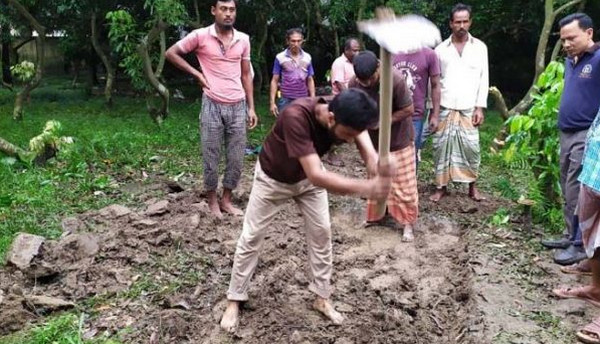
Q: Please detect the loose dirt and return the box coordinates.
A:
[0,146,593,343]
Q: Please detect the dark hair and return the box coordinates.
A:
[450,3,472,21]
[344,38,359,51]
[286,28,304,39]
[213,0,236,6]
[559,13,594,30]
[352,50,378,80]
[329,88,378,131]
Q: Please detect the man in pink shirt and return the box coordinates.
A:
[324,38,361,166]
[165,0,257,218]
[331,38,360,95]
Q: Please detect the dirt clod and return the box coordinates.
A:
[7,233,45,270]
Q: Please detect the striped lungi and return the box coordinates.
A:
[579,185,600,258]
[366,144,418,225]
[432,108,480,187]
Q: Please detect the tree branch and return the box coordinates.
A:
[553,0,583,17]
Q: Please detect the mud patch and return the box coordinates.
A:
[1,146,485,343]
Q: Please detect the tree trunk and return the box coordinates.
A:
[253,5,271,93]
[137,19,169,124]
[1,26,12,85]
[0,136,27,157]
[505,0,583,118]
[91,11,115,107]
[8,0,45,121]
[488,87,509,120]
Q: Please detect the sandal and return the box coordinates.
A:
[561,261,592,276]
[577,317,600,344]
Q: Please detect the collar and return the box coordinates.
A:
[445,33,475,46]
[586,42,600,54]
[208,24,243,43]
[569,42,600,63]
[285,48,305,58]
[340,53,351,63]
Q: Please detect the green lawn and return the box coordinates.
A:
[0,79,273,259]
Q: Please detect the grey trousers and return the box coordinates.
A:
[559,129,588,237]
[200,94,247,191]
[227,162,333,301]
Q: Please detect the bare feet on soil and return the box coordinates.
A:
[552,285,600,307]
[220,301,240,333]
[402,224,414,242]
[220,202,244,216]
[313,297,344,325]
[468,183,486,202]
[221,189,244,216]
[429,187,447,202]
[207,191,224,219]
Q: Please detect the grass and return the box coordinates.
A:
[0,77,563,342]
[0,78,273,259]
[0,313,123,344]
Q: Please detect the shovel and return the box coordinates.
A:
[357,8,441,218]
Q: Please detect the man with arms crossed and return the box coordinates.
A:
[165,0,257,218]
[220,89,395,331]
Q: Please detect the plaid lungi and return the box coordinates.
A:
[579,185,600,258]
[366,144,418,225]
[432,108,480,187]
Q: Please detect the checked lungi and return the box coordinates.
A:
[432,108,480,187]
[200,94,247,192]
[580,185,600,258]
[366,144,418,225]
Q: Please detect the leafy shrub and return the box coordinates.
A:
[501,61,564,232]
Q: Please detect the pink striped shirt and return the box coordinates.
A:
[177,24,251,104]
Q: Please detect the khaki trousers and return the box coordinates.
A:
[227,162,333,301]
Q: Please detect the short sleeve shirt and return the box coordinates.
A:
[331,54,355,95]
[259,97,334,184]
[177,24,251,104]
[349,71,414,151]
[273,49,314,100]
[392,48,440,120]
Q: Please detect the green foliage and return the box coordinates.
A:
[501,61,565,232]
[0,313,121,344]
[106,0,186,92]
[0,79,272,259]
[489,208,511,227]
[28,120,73,156]
[10,61,36,83]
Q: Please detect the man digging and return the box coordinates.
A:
[220,88,396,331]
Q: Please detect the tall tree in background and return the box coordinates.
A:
[107,0,187,124]
[8,0,45,121]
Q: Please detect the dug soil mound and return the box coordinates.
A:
[0,150,501,343]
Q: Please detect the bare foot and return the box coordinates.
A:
[220,301,240,332]
[220,201,244,216]
[553,285,600,307]
[429,188,446,202]
[313,297,344,325]
[468,184,486,202]
[207,191,223,219]
[221,188,244,216]
[402,224,414,242]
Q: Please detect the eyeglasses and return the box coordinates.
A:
[219,42,226,56]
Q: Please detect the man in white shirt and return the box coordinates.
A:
[430,3,488,203]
